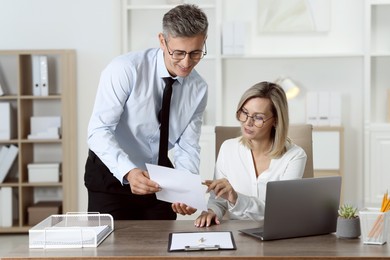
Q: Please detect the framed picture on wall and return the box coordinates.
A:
[257,0,330,33]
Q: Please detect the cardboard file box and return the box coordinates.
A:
[28,163,60,182]
[28,201,62,226]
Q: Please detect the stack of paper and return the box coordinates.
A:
[146,164,208,212]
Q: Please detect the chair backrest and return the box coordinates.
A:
[214,124,313,178]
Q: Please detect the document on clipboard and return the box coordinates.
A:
[168,231,236,252]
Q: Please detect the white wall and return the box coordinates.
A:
[0,0,365,211]
[0,0,122,211]
[222,0,363,55]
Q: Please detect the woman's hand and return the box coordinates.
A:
[172,203,197,215]
[203,178,238,205]
[194,209,220,227]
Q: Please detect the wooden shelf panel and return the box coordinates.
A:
[0,49,77,233]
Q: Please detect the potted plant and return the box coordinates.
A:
[336,204,361,239]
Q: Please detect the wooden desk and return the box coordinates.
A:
[3,220,390,259]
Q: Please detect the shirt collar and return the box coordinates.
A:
[157,49,184,84]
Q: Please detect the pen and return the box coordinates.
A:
[184,245,220,251]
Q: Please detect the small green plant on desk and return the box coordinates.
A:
[338,204,358,219]
[336,204,361,239]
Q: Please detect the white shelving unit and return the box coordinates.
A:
[363,0,390,207]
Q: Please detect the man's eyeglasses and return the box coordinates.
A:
[165,39,207,61]
[237,109,274,128]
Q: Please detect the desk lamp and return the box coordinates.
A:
[275,77,300,100]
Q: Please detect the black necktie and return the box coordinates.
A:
[158,77,175,168]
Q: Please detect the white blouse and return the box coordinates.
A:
[207,137,307,224]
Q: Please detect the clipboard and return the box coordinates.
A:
[168,231,236,252]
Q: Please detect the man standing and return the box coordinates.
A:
[85,4,208,220]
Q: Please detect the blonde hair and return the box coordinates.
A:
[236,81,290,158]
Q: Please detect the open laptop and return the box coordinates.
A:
[239,176,341,241]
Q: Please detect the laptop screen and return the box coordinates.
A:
[240,176,341,241]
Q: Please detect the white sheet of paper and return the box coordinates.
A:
[146,163,208,212]
[170,232,235,250]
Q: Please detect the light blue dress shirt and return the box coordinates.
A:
[87,48,208,184]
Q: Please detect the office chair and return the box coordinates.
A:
[215,124,313,178]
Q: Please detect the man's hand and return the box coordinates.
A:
[126,168,161,195]
[172,203,197,215]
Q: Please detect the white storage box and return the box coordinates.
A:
[28,163,60,182]
[28,116,61,140]
[29,213,114,248]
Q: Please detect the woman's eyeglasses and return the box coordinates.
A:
[237,109,273,128]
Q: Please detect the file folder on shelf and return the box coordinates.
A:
[0,144,18,183]
[31,55,49,96]
[0,102,11,140]
[32,55,41,96]
[40,55,49,96]
[0,187,17,227]
[29,212,114,249]
[0,81,4,96]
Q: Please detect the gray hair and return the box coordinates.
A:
[163,4,208,39]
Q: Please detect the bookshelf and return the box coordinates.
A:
[363,0,390,206]
[0,49,77,233]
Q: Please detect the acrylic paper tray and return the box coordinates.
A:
[29,212,114,249]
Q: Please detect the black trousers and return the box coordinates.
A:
[84,150,176,220]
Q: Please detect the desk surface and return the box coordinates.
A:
[3,220,390,259]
